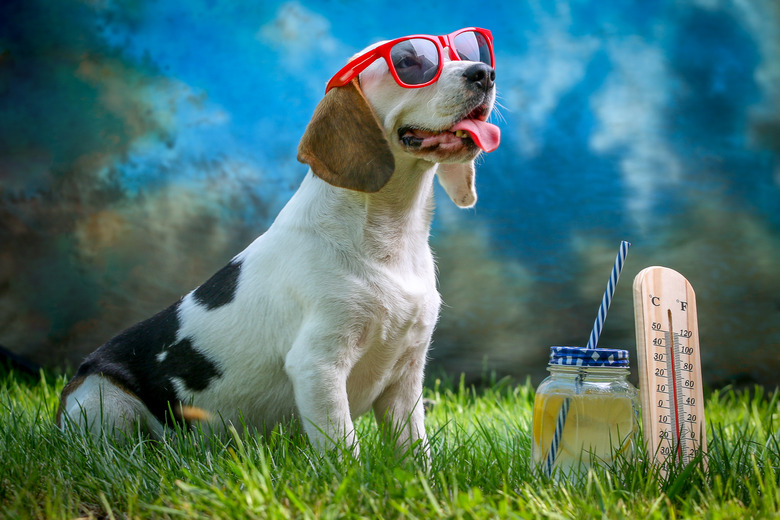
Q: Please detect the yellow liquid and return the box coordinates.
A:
[532,393,635,471]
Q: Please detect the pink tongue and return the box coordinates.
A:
[451,119,501,152]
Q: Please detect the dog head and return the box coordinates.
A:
[297,32,500,208]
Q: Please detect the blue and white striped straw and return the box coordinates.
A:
[586,240,631,350]
[545,397,570,476]
[544,240,631,477]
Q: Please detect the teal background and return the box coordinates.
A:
[1,0,779,386]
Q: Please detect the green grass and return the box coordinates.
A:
[2,368,779,519]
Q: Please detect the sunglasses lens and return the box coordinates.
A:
[453,31,492,66]
[390,38,440,85]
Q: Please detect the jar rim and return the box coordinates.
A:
[548,346,629,367]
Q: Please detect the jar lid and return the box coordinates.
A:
[548,346,629,367]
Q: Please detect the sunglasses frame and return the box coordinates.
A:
[325,27,494,93]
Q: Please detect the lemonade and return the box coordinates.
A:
[531,347,639,476]
[531,392,635,472]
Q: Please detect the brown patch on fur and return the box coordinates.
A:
[297,79,394,193]
[177,404,212,422]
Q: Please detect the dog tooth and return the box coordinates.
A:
[455,130,468,138]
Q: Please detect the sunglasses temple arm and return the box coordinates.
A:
[326,51,382,91]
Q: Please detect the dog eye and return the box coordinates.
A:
[395,55,421,69]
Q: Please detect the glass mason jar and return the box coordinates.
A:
[531,346,639,477]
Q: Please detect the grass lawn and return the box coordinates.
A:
[1,367,779,519]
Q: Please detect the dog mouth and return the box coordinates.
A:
[398,105,501,154]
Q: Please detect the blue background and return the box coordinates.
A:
[1,0,779,386]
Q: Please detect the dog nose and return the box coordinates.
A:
[463,63,495,92]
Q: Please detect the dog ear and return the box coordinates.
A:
[297,79,394,193]
[436,161,477,208]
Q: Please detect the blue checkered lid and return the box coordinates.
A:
[549,346,629,367]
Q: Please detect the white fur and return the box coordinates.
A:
[61,374,165,440]
[60,38,496,461]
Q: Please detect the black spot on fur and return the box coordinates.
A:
[158,338,221,392]
[193,259,242,310]
[72,301,222,426]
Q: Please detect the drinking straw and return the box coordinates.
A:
[544,395,570,476]
[587,240,631,350]
[544,240,631,477]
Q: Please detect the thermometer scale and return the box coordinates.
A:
[633,266,707,470]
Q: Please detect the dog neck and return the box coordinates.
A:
[365,155,436,219]
[360,158,437,262]
[277,162,437,265]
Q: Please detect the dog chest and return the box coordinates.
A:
[342,269,439,416]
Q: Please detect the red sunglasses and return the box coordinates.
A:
[325,27,494,93]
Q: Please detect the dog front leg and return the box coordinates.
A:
[284,345,359,457]
[372,361,430,466]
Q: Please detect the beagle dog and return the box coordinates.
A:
[57,28,500,460]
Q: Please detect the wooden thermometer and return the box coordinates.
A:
[633,266,707,470]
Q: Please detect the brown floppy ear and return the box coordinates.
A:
[297,79,394,192]
[437,161,477,208]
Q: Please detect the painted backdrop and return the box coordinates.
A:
[1,0,779,386]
